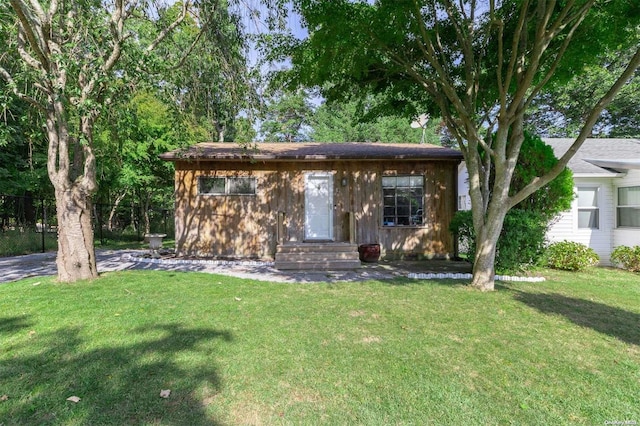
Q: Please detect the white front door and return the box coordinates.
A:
[304,172,334,240]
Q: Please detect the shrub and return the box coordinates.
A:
[509,131,574,221]
[611,245,640,272]
[545,241,599,271]
[449,210,475,260]
[450,209,548,273]
[496,210,549,272]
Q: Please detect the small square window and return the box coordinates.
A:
[228,177,256,194]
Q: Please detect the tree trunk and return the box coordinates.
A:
[54,187,98,282]
[107,191,127,231]
[470,204,509,291]
[46,105,99,282]
[471,231,499,291]
[143,192,151,235]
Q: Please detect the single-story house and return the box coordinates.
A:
[544,138,640,264]
[457,138,640,265]
[160,142,463,269]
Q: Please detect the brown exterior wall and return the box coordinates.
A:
[173,159,459,259]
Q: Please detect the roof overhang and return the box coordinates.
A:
[160,142,464,162]
[573,172,626,179]
[584,158,640,171]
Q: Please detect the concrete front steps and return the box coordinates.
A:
[275,242,361,270]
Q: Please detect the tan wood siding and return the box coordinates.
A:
[173,159,459,259]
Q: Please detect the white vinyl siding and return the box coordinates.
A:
[547,180,614,265]
[458,156,640,266]
[457,163,472,210]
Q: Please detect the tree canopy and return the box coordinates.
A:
[310,98,442,144]
[260,89,314,142]
[527,48,640,137]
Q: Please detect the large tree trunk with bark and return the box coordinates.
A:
[470,207,509,291]
[54,187,98,282]
[47,109,99,282]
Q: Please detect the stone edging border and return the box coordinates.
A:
[123,254,544,282]
[407,272,545,282]
[122,253,276,267]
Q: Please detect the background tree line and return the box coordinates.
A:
[4,36,638,211]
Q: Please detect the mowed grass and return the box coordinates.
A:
[1,268,638,425]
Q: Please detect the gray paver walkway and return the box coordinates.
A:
[0,250,472,284]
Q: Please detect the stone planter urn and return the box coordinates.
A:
[358,243,381,263]
[145,233,166,258]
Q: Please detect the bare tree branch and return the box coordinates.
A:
[502,0,530,104]
[508,45,640,209]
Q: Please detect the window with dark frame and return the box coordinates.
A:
[382,175,424,226]
[198,176,256,195]
[617,186,640,228]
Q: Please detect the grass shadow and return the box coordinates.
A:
[0,315,32,334]
[0,324,232,424]
[513,291,640,346]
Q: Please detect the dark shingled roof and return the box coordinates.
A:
[160,142,464,162]
[543,138,640,176]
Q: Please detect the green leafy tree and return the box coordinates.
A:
[0,0,251,282]
[276,0,640,290]
[160,0,256,143]
[509,133,574,220]
[0,7,49,198]
[260,89,314,142]
[310,99,442,144]
[528,49,640,137]
[231,117,258,143]
[0,96,50,197]
[96,91,184,234]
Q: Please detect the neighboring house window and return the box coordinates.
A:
[458,195,469,210]
[618,186,640,227]
[382,175,424,226]
[198,176,256,195]
[577,186,599,229]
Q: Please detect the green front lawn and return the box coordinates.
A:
[1,268,638,424]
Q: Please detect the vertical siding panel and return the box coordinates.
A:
[173,158,460,259]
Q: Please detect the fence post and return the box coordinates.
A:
[137,204,141,241]
[41,198,46,253]
[163,209,168,234]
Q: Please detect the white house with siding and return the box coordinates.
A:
[458,138,640,265]
[544,138,640,265]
